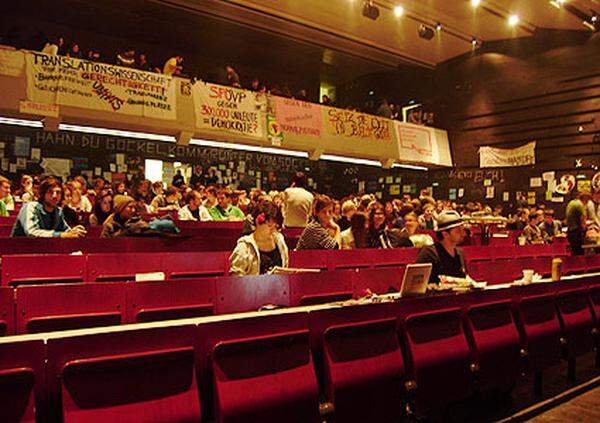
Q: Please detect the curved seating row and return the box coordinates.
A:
[1,275,599,422]
[0,243,572,286]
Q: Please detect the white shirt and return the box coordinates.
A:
[282,187,314,228]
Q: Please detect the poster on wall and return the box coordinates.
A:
[0,49,25,77]
[394,122,452,166]
[194,82,265,138]
[25,52,177,119]
[272,96,322,138]
[479,141,536,168]
[323,107,392,142]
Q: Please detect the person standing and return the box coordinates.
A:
[565,191,590,256]
[282,172,314,228]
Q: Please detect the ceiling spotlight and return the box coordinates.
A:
[508,14,520,26]
[362,1,380,20]
[436,22,443,31]
[394,5,404,17]
[471,38,479,47]
[418,24,435,40]
[592,15,598,23]
[471,0,481,7]
[578,126,584,132]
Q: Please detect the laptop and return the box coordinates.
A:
[399,263,432,298]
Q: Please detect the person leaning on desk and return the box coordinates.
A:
[416,210,468,284]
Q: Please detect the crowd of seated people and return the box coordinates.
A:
[2,168,599,272]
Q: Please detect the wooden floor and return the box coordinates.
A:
[528,385,600,422]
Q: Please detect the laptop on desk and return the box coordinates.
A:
[399,263,432,298]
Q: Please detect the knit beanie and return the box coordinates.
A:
[113,195,135,215]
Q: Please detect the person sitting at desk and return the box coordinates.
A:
[209,188,245,221]
[11,177,86,238]
[522,211,546,244]
[416,210,467,284]
[229,200,288,276]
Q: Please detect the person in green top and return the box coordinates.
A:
[0,175,11,217]
[209,188,245,221]
[565,191,591,256]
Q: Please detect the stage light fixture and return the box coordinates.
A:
[394,5,404,17]
[592,15,597,23]
[471,0,481,7]
[436,22,442,31]
[362,1,380,20]
[508,14,520,26]
[418,24,435,40]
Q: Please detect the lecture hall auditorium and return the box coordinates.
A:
[1,0,600,422]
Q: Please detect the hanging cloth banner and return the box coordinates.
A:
[0,49,25,77]
[479,141,536,168]
[395,122,453,166]
[25,52,176,119]
[193,82,266,139]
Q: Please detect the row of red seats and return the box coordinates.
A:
[2,275,599,422]
[0,244,575,286]
[0,249,421,285]
[0,268,405,335]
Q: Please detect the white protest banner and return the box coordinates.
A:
[194,82,265,138]
[0,48,24,77]
[479,141,536,168]
[395,122,453,166]
[272,96,322,138]
[26,52,176,119]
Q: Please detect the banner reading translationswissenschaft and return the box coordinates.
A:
[25,52,176,120]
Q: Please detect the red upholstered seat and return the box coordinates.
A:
[517,257,552,277]
[352,266,405,295]
[0,339,45,423]
[322,318,405,422]
[402,307,473,415]
[1,254,86,286]
[198,313,320,423]
[0,287,14,336]
[491,246,517,260]
[371,248,418,268]
[289,250,329,270]
[329,249,374,270]
[585,254,600,272]
[87,253,167,281]
[467,260,522,284]
[214,274,290,314]
[15,283,126,334]
[515,294,562,371]
[162,252,228,279]
[462,246,492,263]
[465,301,521,393]
[556,289,595,358]
[590,286,600,328]
[126,279,215,323]
[46,325,200,423]
[289,270,353,306]
[562,255,588,275]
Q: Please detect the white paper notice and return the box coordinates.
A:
[30,147,40,161]
[9,163,17,173]
[116,154,125,166]
[458,188,464,198]
[542,171,555,182]
[503,192,510,202]
[94,167,102,176]
[486,186,495,199]
[530,177,542,188]
[1,158,8,171]
[16,157,26,169]
[110,164,117,172]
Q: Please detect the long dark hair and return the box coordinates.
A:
[92,192,113,225]
[350,212,369,248]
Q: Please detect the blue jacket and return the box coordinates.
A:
[11,201,70,237]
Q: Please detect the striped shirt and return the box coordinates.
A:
[295,221,338,250]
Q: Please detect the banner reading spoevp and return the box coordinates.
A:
[479,141,536,168]
[323,107,392,142]
[194,82,265,139]
[26,52,176,119]
[395,121,452,166]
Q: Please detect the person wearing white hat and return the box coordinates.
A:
[416,210,467,284]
